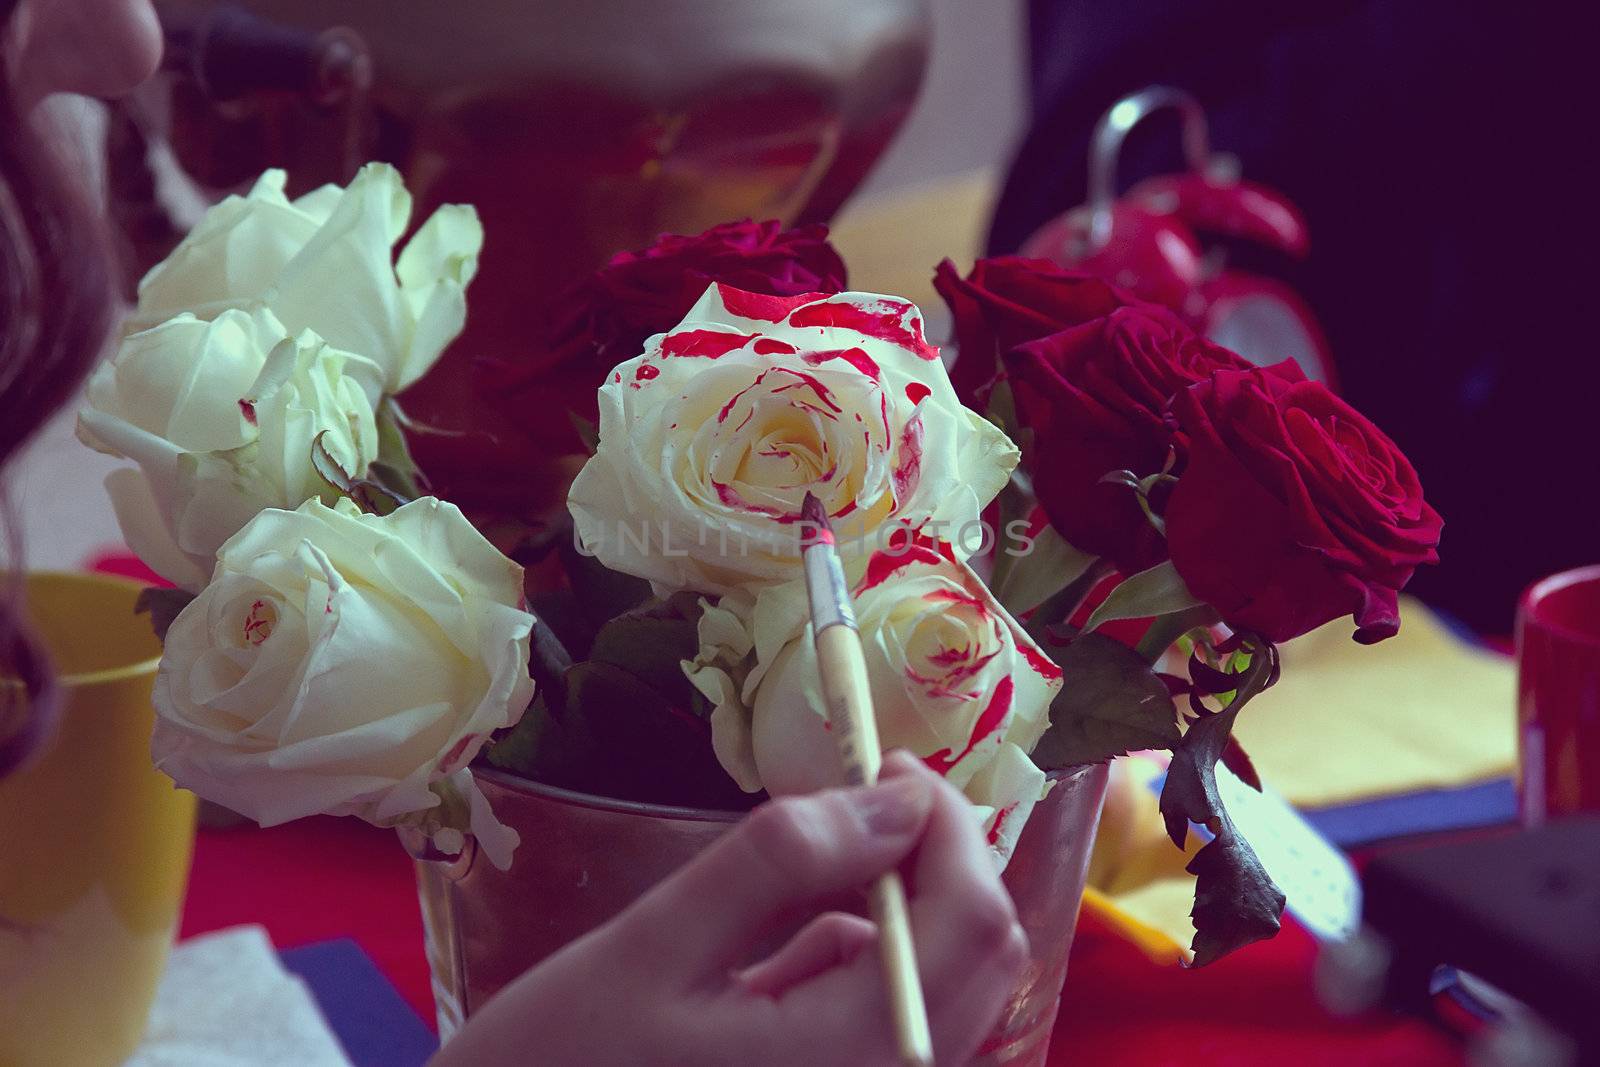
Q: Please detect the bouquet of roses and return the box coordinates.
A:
[80,163,1441,964]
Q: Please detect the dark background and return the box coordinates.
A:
[992,0,1597,634]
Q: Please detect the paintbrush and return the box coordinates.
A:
[799,492,934,1067]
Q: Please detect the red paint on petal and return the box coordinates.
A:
[753,338,797,355]
[801,346,882,379]
[660,329,757,358]
[787,298,939,360]
[437,733,482,774]
[635,363,660,381]
[925,677,1014,776]
[986,802,1020,846]
[905,382,931,405]
[239,399,257,426]
[857,542,944,593]
[717,283,825,321]
[1020,642,1064,682]
[892,412,924,503]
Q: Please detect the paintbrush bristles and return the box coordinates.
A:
[800,491,832,548]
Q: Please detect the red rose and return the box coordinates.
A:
[1166,364,1443,644]
[1005,306,1257,573]
[483,219,847,452]
[933,255,1135,408]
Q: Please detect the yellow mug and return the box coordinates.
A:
[1,572,197,1067]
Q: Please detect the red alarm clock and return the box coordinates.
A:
[1020,87,1335,386]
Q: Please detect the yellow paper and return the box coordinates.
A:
[1232,597,1515,808]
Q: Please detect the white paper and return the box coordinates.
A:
[127,926,351,1067]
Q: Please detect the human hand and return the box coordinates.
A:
[431,751,1028,1066]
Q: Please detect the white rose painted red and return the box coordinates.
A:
[77,308,381,592]
[131,164,482,396]
[568,283,1019,595]
[684,541,1063,867]
[150,497,536,869]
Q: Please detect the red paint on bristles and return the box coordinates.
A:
[800,492,834,548]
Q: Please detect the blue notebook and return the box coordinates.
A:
[280,940,439,1067]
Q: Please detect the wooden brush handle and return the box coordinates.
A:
[814,623,934,1066]
[814,624,883,787]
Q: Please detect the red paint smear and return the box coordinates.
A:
[801,346,881,380]
[858,542,944,593]
[925,676,1014,776]
[613,372,622,383]
[717,283,825,322]
[986,802,1020,846]
[929,644,973,667]
[833,499,857,519]
[635,363,660,381]
[436,733,481,774]
[717,372,769,423]
[1021,642,1064,682]
[885,526,956,562]
[905,382,931,405]
[787,299,939,361]
[660,329,756,358]
[239,399,257,426]
[712,480,791,522]
[922,587,990,621]
[242,599,272,645]
[771,368,843,414]
[892,412,924,504]
[753,338,797,355]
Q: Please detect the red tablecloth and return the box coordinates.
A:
[180,816,1464,1066]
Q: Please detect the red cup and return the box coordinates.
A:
[1516,564,1600,825]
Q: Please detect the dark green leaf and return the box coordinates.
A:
[1083,560,1204,633]
[492,661,755,809]
[528,616,574,720]
[484,695,552,773]
[568,411,600,455]
[1159,700,1285,964]
[992,522,1100,617]
[558,534,652,627]
[373,399,429,499]
[1030,632,1181,770]
[134,587,196,643]
[311,431,405,516]
[587,597,705,715]
[1185,819,1285,966]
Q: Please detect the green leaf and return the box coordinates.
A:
[484,696,553,773]
[558,534,652,628]
[134,587,196,643]
[1029,632,1182,770]
[993,523,1100,617]
[311,431,405,515]
[587,599,704,713]
[372,399,429,500]
[568,411,600,456]
[1083,560,1204,633]
[528,616,574,719]
[1159,703,1286,964]
[494,661,754,809]
[983,375,1022,442]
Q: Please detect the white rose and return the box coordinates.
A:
[77,307,381,591]
[568,283,1019,596]
[151,497,536,869]
[132,164,482,395]
[684,541,1063,866]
